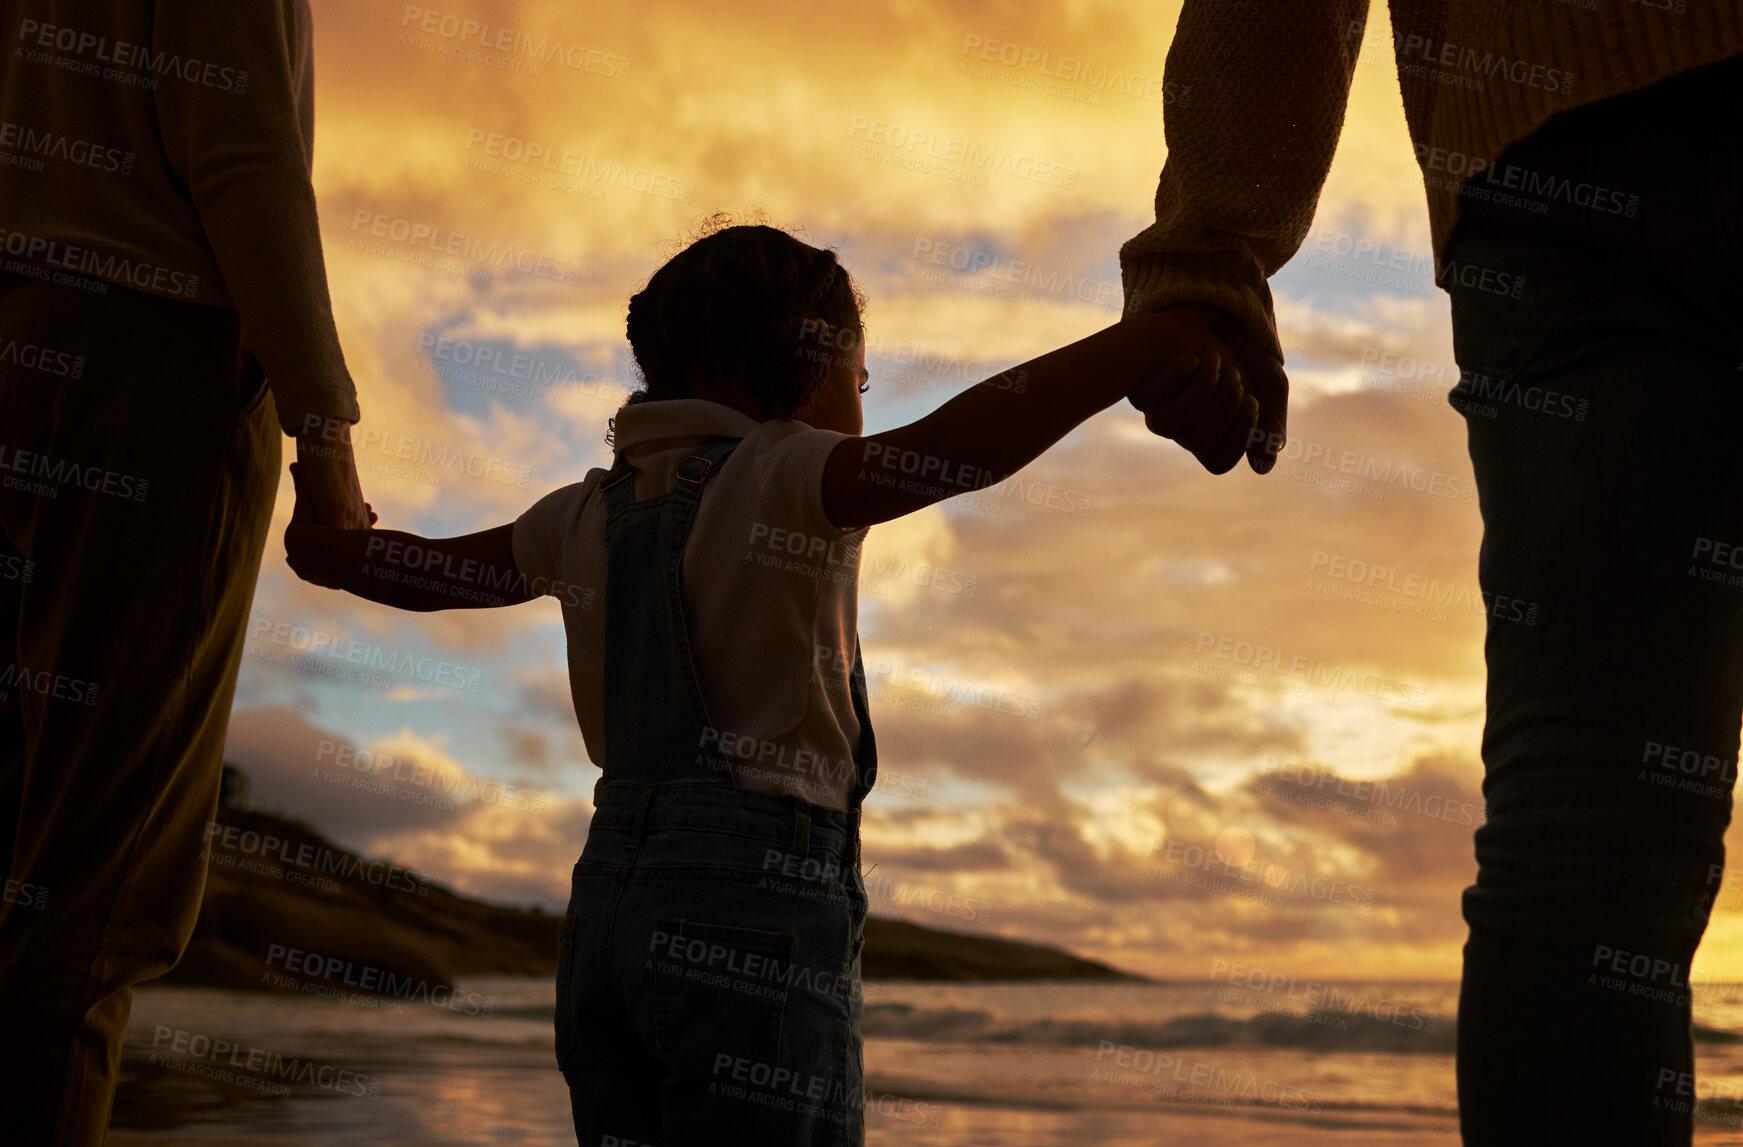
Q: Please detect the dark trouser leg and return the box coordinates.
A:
[564,789,865,1147]
[0,274,280,1147]
[1450,54,1743,1145]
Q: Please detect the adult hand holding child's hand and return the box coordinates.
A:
[284,458,375,589]
[293,417,375,529]
[1129,352,1256,476]
[1123,303,1289,476]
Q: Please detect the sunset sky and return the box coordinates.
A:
[221,0,1743,983]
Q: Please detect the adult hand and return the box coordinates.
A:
[284,459,375,589]
[284,462,333,587]
[293,417,375,529]
[1127,352,1258,475]
[1128,303,1290,474]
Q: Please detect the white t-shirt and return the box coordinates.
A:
[511,398,869,811]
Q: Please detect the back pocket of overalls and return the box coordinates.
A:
[651,917,794,1079]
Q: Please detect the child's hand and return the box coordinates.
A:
[280,476,525,612]
[1128,352,1260,475]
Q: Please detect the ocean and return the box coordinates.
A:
[111,979,1743,1145]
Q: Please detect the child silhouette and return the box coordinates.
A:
[285,214,1254,1145]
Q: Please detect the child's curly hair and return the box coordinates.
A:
[609,211,865,444]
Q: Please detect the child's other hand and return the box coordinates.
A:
[1128,353,1260,475]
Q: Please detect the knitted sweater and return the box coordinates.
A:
[0,0,359,433]
[1119,0,1743,361]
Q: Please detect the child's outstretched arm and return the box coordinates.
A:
[822,310,1256,530]
[284,465,537,611]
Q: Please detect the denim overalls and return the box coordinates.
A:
[556,440,878,1147]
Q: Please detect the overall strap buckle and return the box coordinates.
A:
[675,440,735,486]
[599,457,635,492]
[664,441,738,510]
[674,454,715,485]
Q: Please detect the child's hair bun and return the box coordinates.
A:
[618,211,865,424]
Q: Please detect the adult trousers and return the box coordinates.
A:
[1450,51,1743,1146]
[0,271,280,1146]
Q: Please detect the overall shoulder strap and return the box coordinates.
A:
[599,439,740,511]
[598,454,637,531]
[668,438,740,502]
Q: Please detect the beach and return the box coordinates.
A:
[108,978,1743,1145]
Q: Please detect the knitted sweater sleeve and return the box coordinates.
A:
[153,0,360,433]
[1119,0,1369,362]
